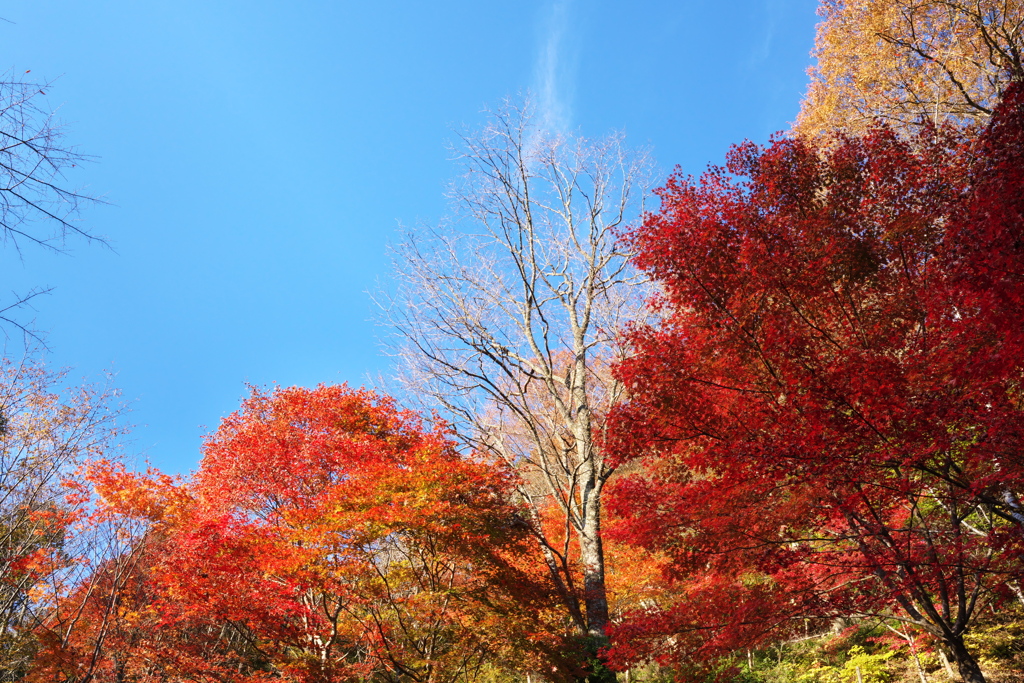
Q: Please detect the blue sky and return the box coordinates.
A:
[2,0,818,474]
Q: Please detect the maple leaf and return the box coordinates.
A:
[36,385,574,683]
[607,87,1024,683]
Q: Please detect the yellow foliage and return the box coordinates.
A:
[797,0,1024,137]
[794,646,895,683]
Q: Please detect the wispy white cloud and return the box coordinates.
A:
[747,0,780,69]
[533,0,576,134]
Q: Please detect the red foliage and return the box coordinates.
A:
[605,86,1024,681]
[34,385,569,683]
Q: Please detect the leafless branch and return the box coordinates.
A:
[377,97,655,638]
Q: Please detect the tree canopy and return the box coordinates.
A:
[32,385,575,683]
[797,0,1024,136]
[605,84,1024,683]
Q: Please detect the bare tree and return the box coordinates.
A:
[379,100,654,666]
[0,351,125,678]
[0,73,101,337]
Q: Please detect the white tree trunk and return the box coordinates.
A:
[379,99,653,645]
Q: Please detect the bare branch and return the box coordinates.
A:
[377,98,655,641]
[0,73,105,339]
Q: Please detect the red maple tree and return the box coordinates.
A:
[34,385,572,683]
[605,86,1024,683]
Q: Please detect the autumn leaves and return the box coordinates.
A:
[36,386,570,683]
[798,0,1024,135]
[605,88,1024,683]
[5,1,1024,682]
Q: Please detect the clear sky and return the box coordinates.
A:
[2,0,818,474]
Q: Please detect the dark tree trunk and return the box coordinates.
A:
[947,634,987,683]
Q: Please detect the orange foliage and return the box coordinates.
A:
[797,0,1024,136]
[32,385,573,683]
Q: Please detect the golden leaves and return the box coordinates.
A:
[797,0,1024,137]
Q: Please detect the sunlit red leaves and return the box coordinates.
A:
[606,87,1024,678]
[42,384,563,683]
